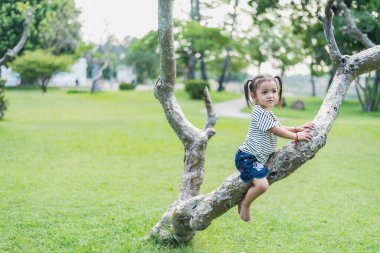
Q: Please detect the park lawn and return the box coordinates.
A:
[0,89,379,252]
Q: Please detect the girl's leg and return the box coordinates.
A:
[239,177,269,222]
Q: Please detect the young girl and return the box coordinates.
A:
[235,74,314,222]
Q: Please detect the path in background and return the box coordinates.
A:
[212,97,249,119]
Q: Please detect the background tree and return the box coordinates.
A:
[10,50,72,92]
[37,0,81,55]
[175,21,229,81]
[0,0,81,58]
[0,6,32,119]
[125,31,159,84]
[150,0,380,245]
[249,0,379,102]
[0,6,32,67]
[217,0,239,91]
[337,0,380,111]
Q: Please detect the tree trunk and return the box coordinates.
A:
[310,64,316,97]
[150,0,380,245]
[217,48,230,91]
[187,0,201,81]
[311,75,316,97]
[186,52,196,80]
[217,0,239,92]
[91,62,108,93]
[200,52,208,81]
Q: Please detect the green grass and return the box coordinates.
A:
[0,89,379,252]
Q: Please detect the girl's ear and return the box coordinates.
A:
[250,93,256,103]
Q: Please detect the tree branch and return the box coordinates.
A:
[203,87,217,138]
[0,9,32,66]
[349,46,380,79]
[320,0,343,66]
[339,1,376,48]
[154,0,203,147]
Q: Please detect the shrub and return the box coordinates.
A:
[184,79,210,99]
[0,79,9,119]
[10,50,73,92]
[119,82,136,90]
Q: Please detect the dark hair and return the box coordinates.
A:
[243,74,283,109]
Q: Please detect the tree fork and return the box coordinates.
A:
[150,0,380,244]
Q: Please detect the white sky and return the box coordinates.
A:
[74,0,308,75]
[75,0,191,43]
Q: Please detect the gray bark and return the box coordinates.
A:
[150,0,380,244]
[0,9,32,66]
[91,62,108,93]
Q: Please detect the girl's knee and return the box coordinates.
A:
[254,179,269,193]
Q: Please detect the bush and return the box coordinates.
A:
[10,50,73,92]
[119,82,136,90]
[0,79,9,119]
[184,79,210,99]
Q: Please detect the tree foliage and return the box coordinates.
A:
[175,21,230,79]
[125,31,159,83]
[0,0,81,59]
[10,50,72,92]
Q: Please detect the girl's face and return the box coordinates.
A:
[251,80,278,110]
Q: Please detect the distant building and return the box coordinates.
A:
[0,66,20,86]
[1,58,137,90]
[116,65,136,84]
[49,58,88,87]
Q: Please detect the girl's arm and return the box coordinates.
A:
[283,122,315,133]
[269,126,312,141]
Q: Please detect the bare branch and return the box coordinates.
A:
[355,78,365,91]
[321,0,343,66]
[0,9,32,66]
[339,1,376,48]
[203,87,217,138]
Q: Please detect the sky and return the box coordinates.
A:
[74,0,190,43]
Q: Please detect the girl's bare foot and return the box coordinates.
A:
[239,202,251,222]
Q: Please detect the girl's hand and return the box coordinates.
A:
[296,129,313,141]
[296,122,315,132]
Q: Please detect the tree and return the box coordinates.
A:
[0,0,81,57]
[175,21,229,81]
[0,7,32,119]
[125,31,159,84]
[217,0,239,91]
[0,8,32,66]
[149,0,380,245]
[10,50,72,92]
[337,0,380,111]
[37,0,81,55]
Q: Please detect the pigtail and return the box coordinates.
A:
[244,80,253,109]
[274,75,283,107]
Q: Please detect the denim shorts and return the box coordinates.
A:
[234,149,269,183]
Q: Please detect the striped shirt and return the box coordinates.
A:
[239,105,280,164]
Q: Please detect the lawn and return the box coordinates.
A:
[0,88,379,252]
